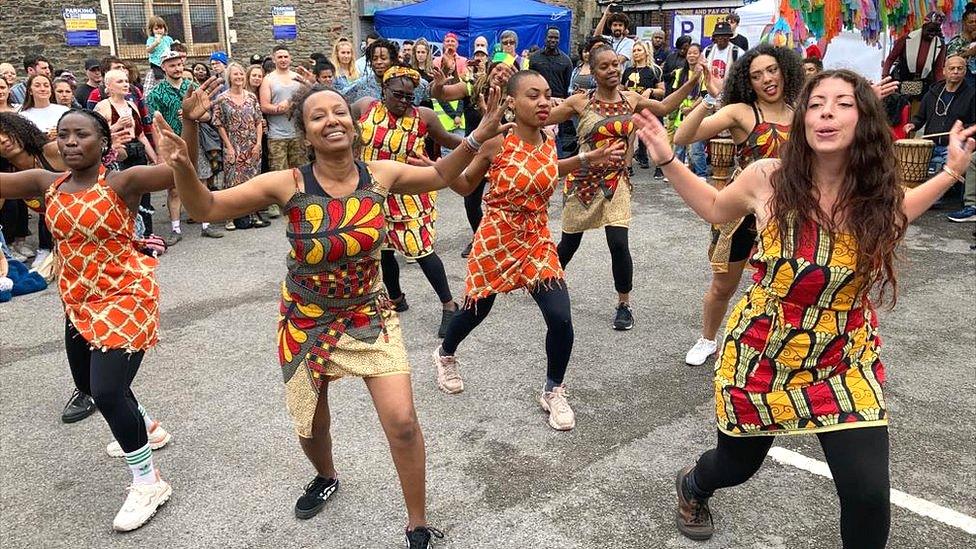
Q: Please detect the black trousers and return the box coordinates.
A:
[381,250,453,304]
[65,321,148,454]
[464,179,488,234]
[442,284,573,384]
[557,226,633,294]
[0,199,30,242]
[691,427,891,549]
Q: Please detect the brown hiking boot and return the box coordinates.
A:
[675,465,714,540]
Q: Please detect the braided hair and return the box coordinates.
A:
[58,108,113,163]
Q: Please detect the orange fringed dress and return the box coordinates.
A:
[464,133,564,305]
[45,167,159,351]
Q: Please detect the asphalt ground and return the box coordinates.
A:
[1,168,974,548]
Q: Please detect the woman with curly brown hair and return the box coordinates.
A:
[636,69,976,548]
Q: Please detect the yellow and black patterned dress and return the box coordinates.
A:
[278,162,409,437]
[359,100,437,258]
[716,220,886,436]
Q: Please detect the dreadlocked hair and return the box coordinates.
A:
[724,44,805,107]
[769,69,906,308]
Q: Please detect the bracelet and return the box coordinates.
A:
[658,153,677,167]
[463,134,481,152]
[943,166,966,184]
[579,151,590,172]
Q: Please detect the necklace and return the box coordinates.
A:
[935,84,956,116]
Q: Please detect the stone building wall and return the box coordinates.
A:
[228,1,359,62]
[0,0,112,74]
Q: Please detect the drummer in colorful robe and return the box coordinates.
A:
[545,45,701,330]
[351,66,465,338]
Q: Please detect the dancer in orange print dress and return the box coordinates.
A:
[432,70,624,431]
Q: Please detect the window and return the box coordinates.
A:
[111,0,226,60]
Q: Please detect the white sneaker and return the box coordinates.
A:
[685,337,718,366]
[107,421,172,458]
[431,347,464,394]
[15,244,35,260]
[539,385,576,431]
[30,249,50,270]
[112,473,172,532]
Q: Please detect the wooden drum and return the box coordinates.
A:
[709,138,737,188]
[894,139,934,187]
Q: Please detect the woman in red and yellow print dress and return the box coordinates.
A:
[433,71,624,432]
[158,82,513,546]
[637,70,976,548]
[0,105,198,532]
[352,66,464,338]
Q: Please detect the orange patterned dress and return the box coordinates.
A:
[716,220,886,436]
[465,132,563,305]
[45,166,159,351]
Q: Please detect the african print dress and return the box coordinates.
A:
[562,91,635,234]
[716,220,886,436]
[212,90,263,188]
[465,133,564,305]
[278,162,410,437]
[359,101,437,258]
[45,166,159,352]
[709,106,790,272]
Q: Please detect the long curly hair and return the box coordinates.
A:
[0,111,49,159]
[770,69,906,307]
[724,44,804,107]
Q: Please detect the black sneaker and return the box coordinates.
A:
[392,295,409,312]
[437,304,457,338]
[405,526,445,549]
[460,241,473,258]
[612,302,634,331]
[294,475,338,519]
[61,389,96,424]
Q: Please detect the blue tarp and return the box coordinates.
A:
[374,0,572,58]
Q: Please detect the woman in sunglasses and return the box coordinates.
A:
[349,66,465,338]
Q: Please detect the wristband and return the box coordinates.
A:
[943,166,965,184]
[464,134,481,152]
[658,153,677,167]
[579,151,590,172]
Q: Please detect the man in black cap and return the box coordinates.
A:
[74,59,102,107]
[702,21,744,81]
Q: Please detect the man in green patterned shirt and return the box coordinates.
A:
[146,50,222,243]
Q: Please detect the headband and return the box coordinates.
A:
[383,66,421,86]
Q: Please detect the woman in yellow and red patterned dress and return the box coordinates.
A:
[431,71,624,431]
[350,66,464,339]
[0,100,209,532]
[636,70,976,548]
[156,81,513,548]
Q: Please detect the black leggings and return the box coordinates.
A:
[557,226,633,294]
[464,179,488,233]
[442,285,573,384]
[139,193,154,237]
[381,250,453,304]
[0,199,30,241]
[691,428,890,549]
[65,321,148,454]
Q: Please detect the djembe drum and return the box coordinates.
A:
[708,138,736,189]
[894,139,934,187]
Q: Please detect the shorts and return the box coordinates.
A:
[268,138,307,171]
[711,213,757,264]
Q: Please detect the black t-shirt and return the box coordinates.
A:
[74,83,95,108]
[662,53,688,93]
[528,50,574,98]
[622,66,661,95]
[730,34,749,51]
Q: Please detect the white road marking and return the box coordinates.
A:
[768,447,976,535]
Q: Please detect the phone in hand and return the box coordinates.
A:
[609,4,624,13]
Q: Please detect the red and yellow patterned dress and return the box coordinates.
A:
[45,166,159,351]
[716,220,886,436]
[465,133,564,305]
[278,162,409,437]
[359,100,437,258]
[562,91,635,233]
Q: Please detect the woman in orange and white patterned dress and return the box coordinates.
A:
[432,71,624,431]
[0,90,222,531]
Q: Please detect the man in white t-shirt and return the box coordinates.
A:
[593,5,635,67]
[702,21,744,82]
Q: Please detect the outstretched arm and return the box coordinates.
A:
[419,107,463,149]
[557,139,626,177]
[546,93,583,125]
[673,102,738,145]
[0,170,59,200]
[903,121,976,222]
[634,109,765,224]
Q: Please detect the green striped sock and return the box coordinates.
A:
[124,443,156,485]
[137,403,153,431]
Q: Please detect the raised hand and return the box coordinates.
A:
[633,108,676,165]
[182,76,223,121]
[430,65,447,87]
[470,85,517,143]
[294,65,314,85]
[871,76,899,100]
[945,121,976,175]
[587,140,626,166]
[699,59,722,98]
[153,112,193,169]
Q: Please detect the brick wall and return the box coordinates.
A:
[228,0,358,62]
[0,0,111,76]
